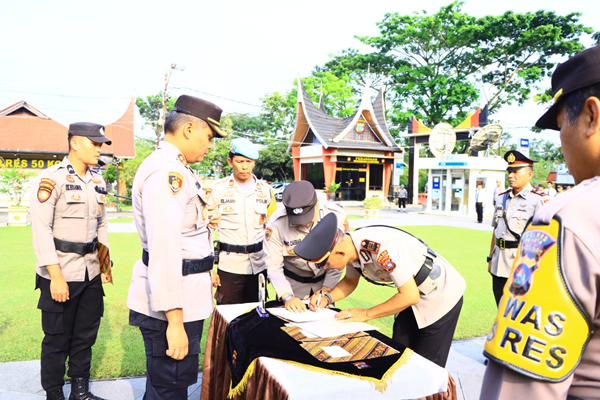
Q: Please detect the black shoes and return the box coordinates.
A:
[68,378,106,400]
[47,388,65,400]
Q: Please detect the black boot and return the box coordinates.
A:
[68,377,105,400]
[47,388,66,400]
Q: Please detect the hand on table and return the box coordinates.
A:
[284,296,307,313]
[335,308,369,323]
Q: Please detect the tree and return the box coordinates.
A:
[321,2,592,132]
[135,93,176,146]
[103,136,156,195]
[254,141,294,182]
[0,164,36,206]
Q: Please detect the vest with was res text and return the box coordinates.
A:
[484,215,593,382]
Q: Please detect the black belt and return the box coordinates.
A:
[495,238,519,250]
[283,268,326,284]
[413,248,438,286]
[142,250,214,276]
[218,241,263,254]
[54,237,98,256]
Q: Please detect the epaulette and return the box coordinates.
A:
[269,207,287,222]
[531,190,545,196]
[499,189,511,195]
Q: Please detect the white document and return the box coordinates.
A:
[321,345,352,358]
[267,307,338,323]
[294,320,379,338]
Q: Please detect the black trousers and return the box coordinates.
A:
[392,297,463,367]
[38,274,104,392]
[398,198,407,208]
[476,202,484,222]
[129,311,204,400]
[214,269,266,305]
[492,275,508,307]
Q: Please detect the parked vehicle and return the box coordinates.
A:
[269,182,288,201]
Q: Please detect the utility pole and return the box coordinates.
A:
[157,63,185,147]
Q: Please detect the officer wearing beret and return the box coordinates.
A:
[207,138,277,305]
[481,45,600,400]
[30,123,112,400]
[294,213,466,367]
[264,180,349,312]
[127,95,225,399]
[487,150,546,306]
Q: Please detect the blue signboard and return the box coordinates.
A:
[520,138,530,148]
[432,182,440,189]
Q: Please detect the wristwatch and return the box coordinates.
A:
[282,294,293,302]
[486,256,493,263]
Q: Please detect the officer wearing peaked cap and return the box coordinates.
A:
[294,213,466,367]
[481,45,600,400]
[207,137,277,305]
[264,180,349,313]
[487,150,546,307]
[30,122,112,400]
[127,95,225,400]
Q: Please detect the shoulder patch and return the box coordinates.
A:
[265,227,273,241]
[377,250,396,272]
[168,172,183,194]
[361,240,380,253]
[37,178,57,203]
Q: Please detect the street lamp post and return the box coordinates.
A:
[157,62,185,147]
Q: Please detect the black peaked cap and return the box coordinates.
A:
[293,213,339,262]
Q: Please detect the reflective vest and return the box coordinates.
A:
[484,216,593,382]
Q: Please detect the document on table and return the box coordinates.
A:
[294,320,380,338]
[268,307,338,323]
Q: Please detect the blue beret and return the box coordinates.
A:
[230,138,259,160]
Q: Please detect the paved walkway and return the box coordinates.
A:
[1,206,491,399]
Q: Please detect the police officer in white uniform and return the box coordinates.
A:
[127,95,225,400]
[264,180,349,312]
[294,213,466,367]
[30,123,111,400]
[487,150,546,306]
[208,138,277,304]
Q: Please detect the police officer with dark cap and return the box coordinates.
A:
[127,95,225,399]
[30,122,112,400]
[487,150,546,306]
[480,45,600,400]
[293,213,465,367]
[264,180,349,313]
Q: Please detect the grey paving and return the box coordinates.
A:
[2,206,490,399]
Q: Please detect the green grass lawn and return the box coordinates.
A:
[0,224,496,378]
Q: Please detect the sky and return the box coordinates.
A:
[1,0,599,145]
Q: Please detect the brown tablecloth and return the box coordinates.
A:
[200,307,457,400]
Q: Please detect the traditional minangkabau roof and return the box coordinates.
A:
[0,98,136,159]
[290,79,401,152]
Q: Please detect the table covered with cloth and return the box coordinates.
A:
[200,303,457,400]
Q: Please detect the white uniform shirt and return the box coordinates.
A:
[127,141,213,323]
[345,226,466,329]
[207,175,276,275]
[264,201,348,299]
[30,157,108,282]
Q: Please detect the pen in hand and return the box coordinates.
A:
[316,292,322,312]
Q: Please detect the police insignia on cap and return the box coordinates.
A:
[293,208,303,214]
[507,153,516,163]
[361,240,380,253]
[265,227,273,241]
[168,172,183,194]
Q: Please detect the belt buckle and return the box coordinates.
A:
[499,239,505,250]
